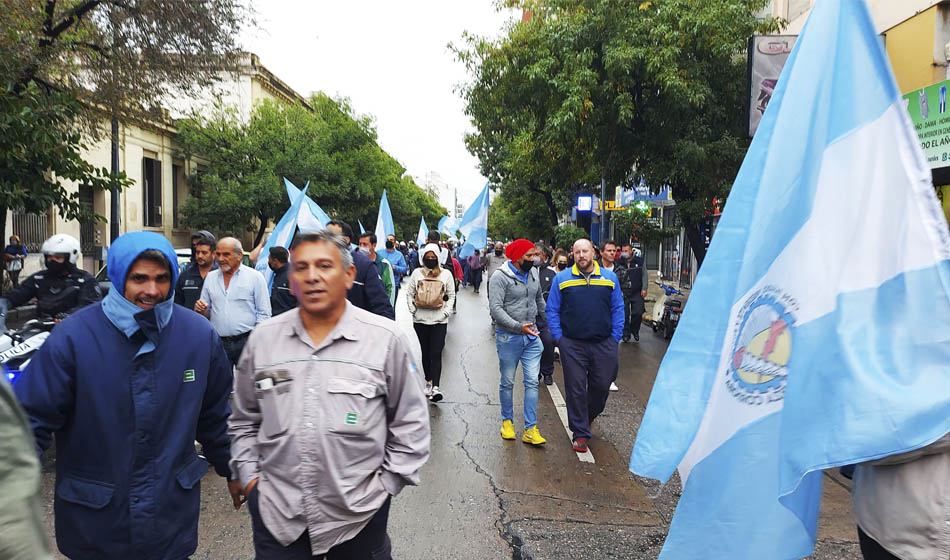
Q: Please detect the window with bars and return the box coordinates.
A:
[12,210,49,252]
[143,156,162,227]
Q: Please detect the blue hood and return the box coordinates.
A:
[103,232,179,354]
[107,231,180,296]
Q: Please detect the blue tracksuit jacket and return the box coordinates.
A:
[546,261,625,343]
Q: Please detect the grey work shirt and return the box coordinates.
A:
[228,302,430,554]
[200,265,271,336]
[852,433,950,559]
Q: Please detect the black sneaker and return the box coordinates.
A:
[621,335,630,343]
[633,333,639,341]
[543,374,553,386]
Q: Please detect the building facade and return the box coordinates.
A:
[5,54,310,277]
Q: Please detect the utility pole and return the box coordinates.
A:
[110,115,119,242]
[600,177,607,243]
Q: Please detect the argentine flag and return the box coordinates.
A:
[374,189,395,252]
[416,217,428,247]
[256,182,311,288]
[457,182,491,258]
[284,178,331,231]
[630,1,950,558]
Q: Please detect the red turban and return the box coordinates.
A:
[505,238,534,261]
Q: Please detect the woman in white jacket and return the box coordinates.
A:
[405,243,456,402]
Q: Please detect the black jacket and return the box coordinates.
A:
[269,264,298,317]
[6,266,101,317]
[174,262,216,311]
[349,250,395,320]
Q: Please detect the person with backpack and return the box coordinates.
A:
[405,243,456,402]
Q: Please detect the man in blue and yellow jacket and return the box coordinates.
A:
[14,231,241,559]
[546,238,625,453]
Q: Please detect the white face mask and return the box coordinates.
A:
[358,246,371,256]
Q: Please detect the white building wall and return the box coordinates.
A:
[776,0,940,34]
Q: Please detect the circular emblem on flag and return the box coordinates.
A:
[727,293,795,405]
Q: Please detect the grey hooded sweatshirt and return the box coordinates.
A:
[488,262,546,334]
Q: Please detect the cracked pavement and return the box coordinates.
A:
[37,286,861,559]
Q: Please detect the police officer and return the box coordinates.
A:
[0,234,100,332]
[617,242,648,342]
[174,230,216,311]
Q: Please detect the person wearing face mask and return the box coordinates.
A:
[405,243,455,402]
[488,239,547,445]
[536,249,565,386]
[0,234,100,333]
[379,234,409,305]
[615,241,649,343]
[14,231,240,560]
[358,232,395,307]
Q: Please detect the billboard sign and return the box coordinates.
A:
[903,79,950,170]
[748,35,797,137]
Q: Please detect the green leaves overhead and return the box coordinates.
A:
[176,95,446,244]
[457,0,781,262]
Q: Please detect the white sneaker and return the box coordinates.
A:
[425,381,434,398]
[430,386,444,402]
[609,382,619,392]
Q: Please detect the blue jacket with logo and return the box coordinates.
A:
[546,261,625,343]
[14,231,233,560]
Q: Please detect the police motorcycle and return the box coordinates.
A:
[651,280,687,340]
[0,234,90,383]
[0,318,55,383]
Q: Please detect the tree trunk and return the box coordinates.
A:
[683,220,707,270]
[253,209,268,248]
[0,205,6,295]
[528,185,559,227]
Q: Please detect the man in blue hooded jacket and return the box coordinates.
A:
[14,231,240,560]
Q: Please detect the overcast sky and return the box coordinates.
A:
[242,1,516,210]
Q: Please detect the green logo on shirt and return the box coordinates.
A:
[345,412,358,425]
[183,369,196,383]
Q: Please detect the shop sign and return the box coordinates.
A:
[903,80,950,169]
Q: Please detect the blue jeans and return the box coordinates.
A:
[495,330,543,429]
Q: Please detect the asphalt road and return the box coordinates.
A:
[37,285,862,559]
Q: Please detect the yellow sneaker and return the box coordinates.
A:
[500,420,516,440]
[522,427,547,446]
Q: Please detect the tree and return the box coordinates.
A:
[487,183,555,242]
[456,0,781,266]
[0,82,129,260]
[2,0,250,132]
[612,206,678,248]
[177,95,446,245]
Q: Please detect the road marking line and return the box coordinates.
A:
[546,382,595,463]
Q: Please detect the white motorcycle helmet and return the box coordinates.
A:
[41,233,81,265]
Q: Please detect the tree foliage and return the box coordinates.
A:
[0,82,129,239]
[3,0,250,132]
[456,0,781,265]
[553,224,588,251]
[487,183,556,242]
[612,206,678,248]
[177,95,446,244]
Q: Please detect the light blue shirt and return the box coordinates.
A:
[199,265,271,336]
[378,249,408,286]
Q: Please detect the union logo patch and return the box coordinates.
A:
[725,286,797,406]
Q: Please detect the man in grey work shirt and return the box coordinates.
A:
[228,230,430,559]
[195,237,271,366]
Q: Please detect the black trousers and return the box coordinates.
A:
[222,332,250,367]
[537,315,555,377]
[622,295,645,338]
[413,322,447,386]
[249,487,392,559]
[858,527,900,560]
[470,269,483,292]
[558,336,619,440]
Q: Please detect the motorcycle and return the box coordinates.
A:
[651,281,686,340]
[0,319,56,384]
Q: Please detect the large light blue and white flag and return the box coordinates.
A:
[284,178,331,231]
[374,189,395,252]
[416,217,428,247]
[256,183,311,288]
[437,215,459,238]
[630,1,950,558]
[457,182,490,258]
